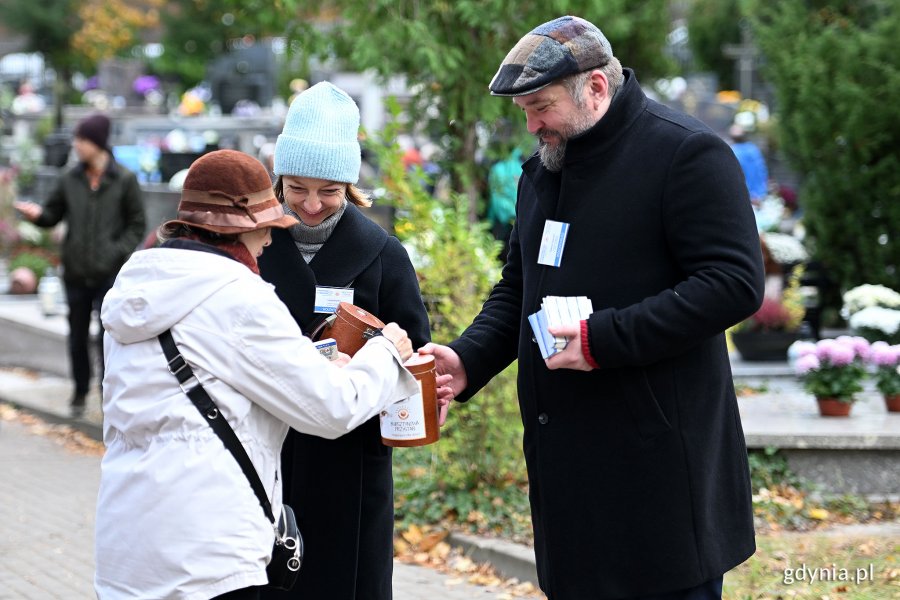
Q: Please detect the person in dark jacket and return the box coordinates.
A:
[420,16,765,600]
[14,113,145,417]
[258,82,431,600]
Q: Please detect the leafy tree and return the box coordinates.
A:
[2,0,163,126]
[0,0,85,129]
[72,0,163,64]
[283,0,673,220]
[154,0,243,86]
[687,0,744,90]
[153,0,291,88]
[752,1,900,306]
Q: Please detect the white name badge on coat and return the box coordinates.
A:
[537,219,570,267]
[314,286,354,314]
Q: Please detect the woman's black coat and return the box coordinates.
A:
[449,70,764,599]
[258,203,430,600]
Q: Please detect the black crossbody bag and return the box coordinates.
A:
[158,329,302,591]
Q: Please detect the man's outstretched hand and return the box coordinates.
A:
[417,343,468,426]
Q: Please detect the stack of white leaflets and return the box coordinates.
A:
[527,295,593,359]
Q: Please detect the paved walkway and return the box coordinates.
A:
[0,413,526,599]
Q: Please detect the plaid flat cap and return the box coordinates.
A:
[489,15,613,97]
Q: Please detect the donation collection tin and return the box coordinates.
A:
[380,353,439,447]
[317,302,386,357]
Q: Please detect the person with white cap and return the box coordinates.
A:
[257,82,433,600]
[420,15,765,600]
[94,149,420,600]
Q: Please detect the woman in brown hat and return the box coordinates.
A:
[94,149,420,600]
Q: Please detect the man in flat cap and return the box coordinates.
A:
[421,15,764,599]
[15,113,146,418]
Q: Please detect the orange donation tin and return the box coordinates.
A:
[380,353,440,447]
[317,302,386,357]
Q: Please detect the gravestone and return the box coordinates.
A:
[207,41,277,114]
[98,58,144,106]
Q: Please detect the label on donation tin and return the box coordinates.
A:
[380,383,427,441]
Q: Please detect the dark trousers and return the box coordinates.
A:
[65,279,113,397]
[631,576,723,600]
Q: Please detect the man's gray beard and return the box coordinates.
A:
[539,141,566,173]
[536,107,599,173]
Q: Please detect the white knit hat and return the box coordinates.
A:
[273,82,361,183]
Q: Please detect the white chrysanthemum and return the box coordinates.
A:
[849,306,900,336]
[842,284,900,319]
[761,232,808,264]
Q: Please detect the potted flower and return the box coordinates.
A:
[848,306,900,345]
[760,231,808,268]
[841,284,900,317]
[793,337,869,416]
[731,267,806,361]
[842,284,900,344]
[868,341,900,412]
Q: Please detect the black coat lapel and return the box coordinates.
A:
[309,203,389,287]
[259,228,318,329]
[522,156,560,221]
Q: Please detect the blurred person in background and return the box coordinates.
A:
[14,113,145,417]
[728,123,769,204]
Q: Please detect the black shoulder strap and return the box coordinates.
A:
[158,329,275,524]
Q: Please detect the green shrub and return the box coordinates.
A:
[369,106,529,535]
[747,447,801,492]
[752,2,900,308]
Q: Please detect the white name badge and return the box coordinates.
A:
[314,286,354,314]
[537,219,570,267]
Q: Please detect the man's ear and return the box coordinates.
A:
[588,69,609,106]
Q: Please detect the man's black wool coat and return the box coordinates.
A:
[449,70,765,599]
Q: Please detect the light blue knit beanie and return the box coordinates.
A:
[274,82,361,183]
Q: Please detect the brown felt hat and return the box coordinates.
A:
[164,149,298,234]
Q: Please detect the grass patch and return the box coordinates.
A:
[724,530,899,599]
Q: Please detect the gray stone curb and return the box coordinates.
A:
[447,532,539,586]
[2,399,103,441]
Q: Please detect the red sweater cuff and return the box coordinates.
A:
[580,319,600,369]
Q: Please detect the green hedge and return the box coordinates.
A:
[753,1,900,306]
[368,112,530,536]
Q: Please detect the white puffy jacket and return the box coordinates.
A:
[94,247,418,599]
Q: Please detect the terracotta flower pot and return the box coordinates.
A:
[816,397,852,417]
[885,395,900,413]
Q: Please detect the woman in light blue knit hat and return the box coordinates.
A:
[258,82,431,600]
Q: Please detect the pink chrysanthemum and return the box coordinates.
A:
[792,341,817,358]
[828,344,856,367]
[794,353,821,375]
[869,341,900,367]
[836,335,871,360]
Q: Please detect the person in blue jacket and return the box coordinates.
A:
[729,123,769,203]
[487,146,524,262]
